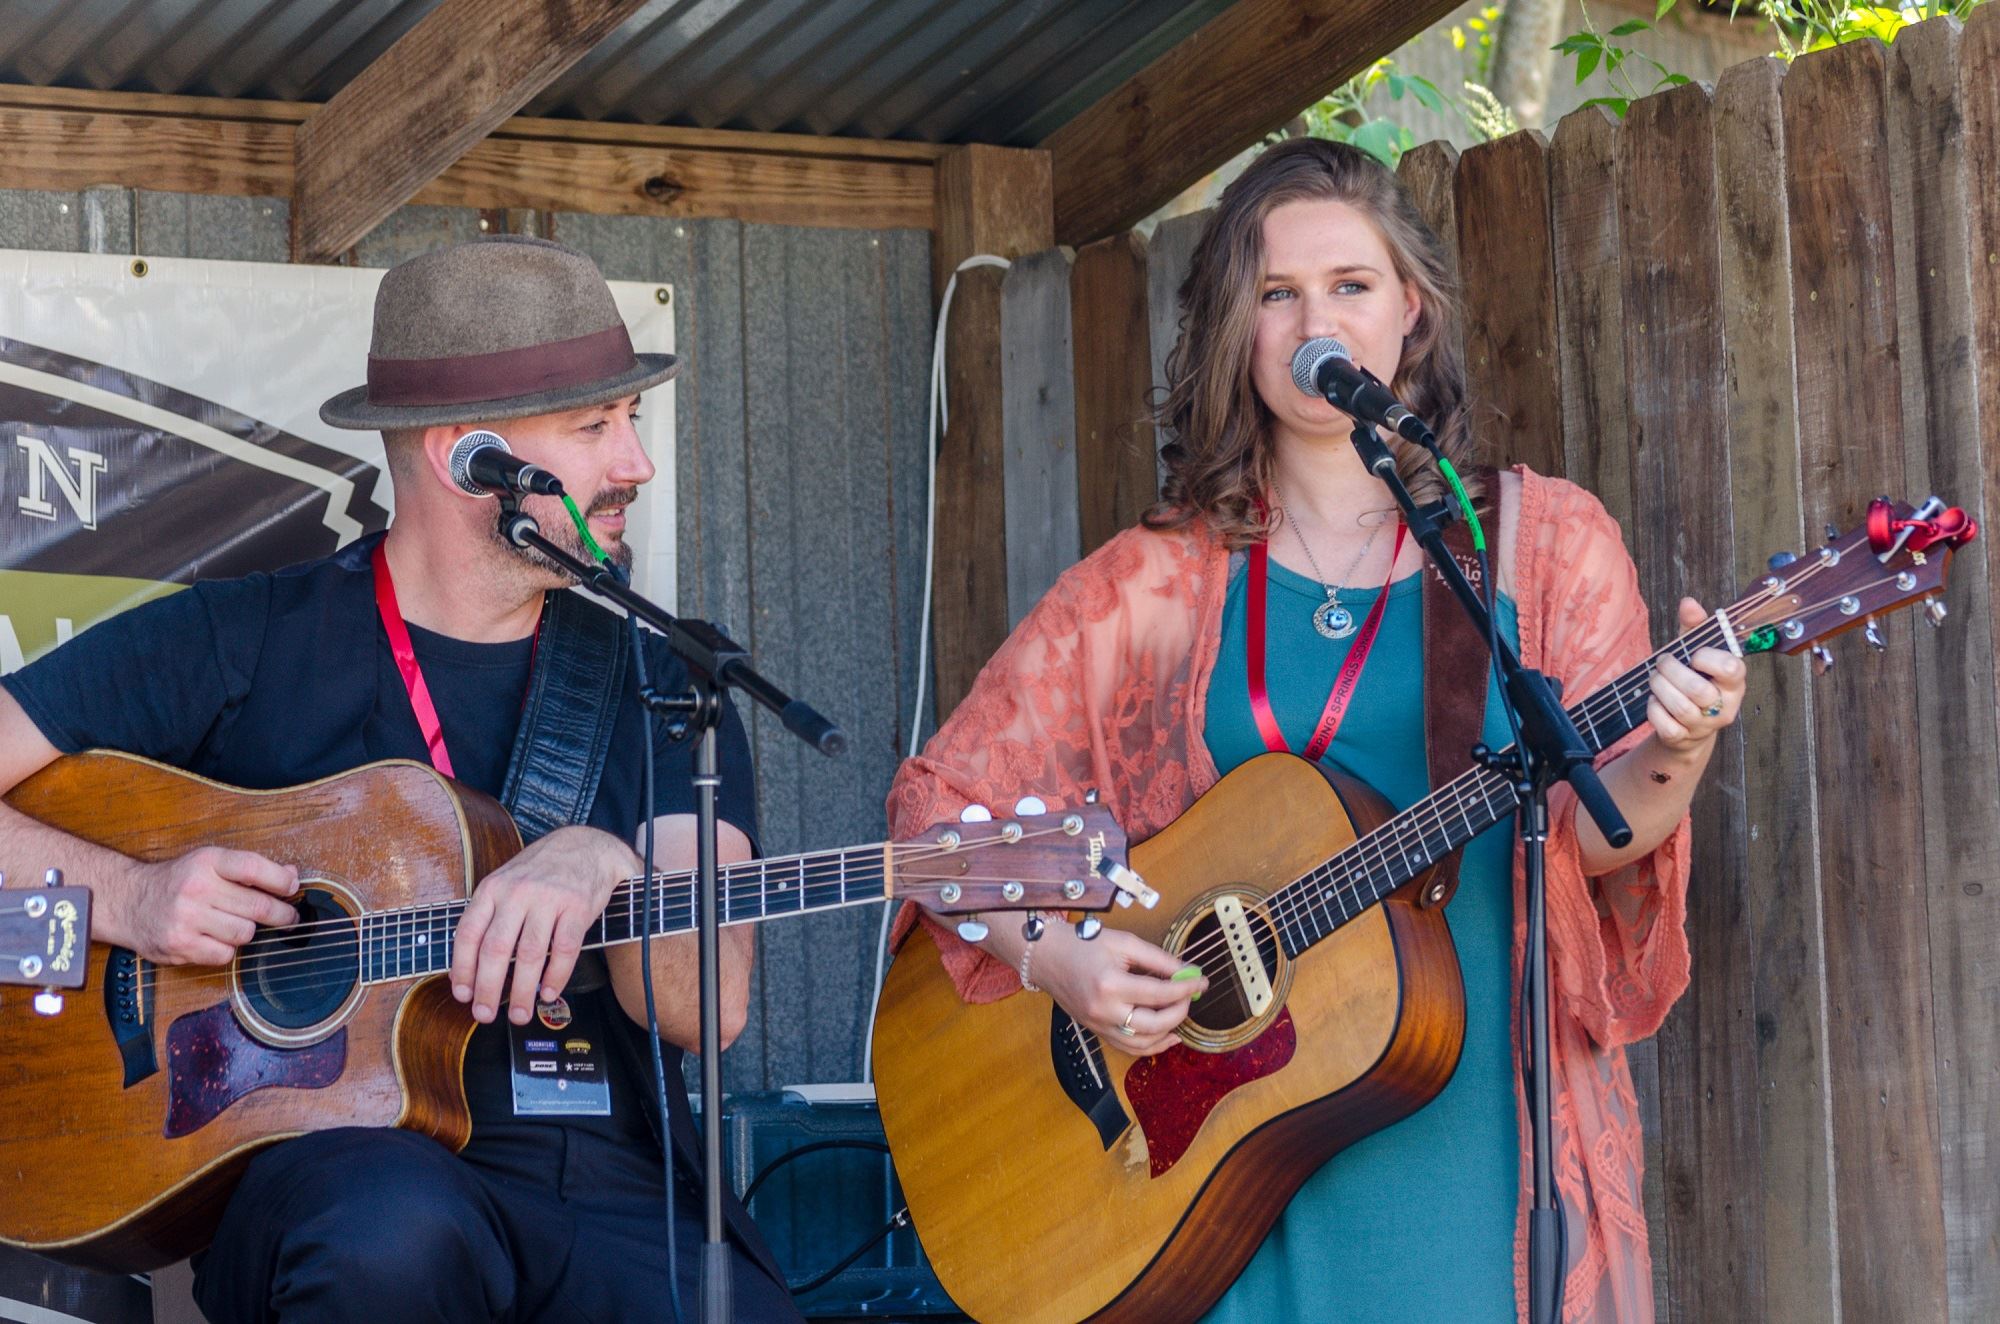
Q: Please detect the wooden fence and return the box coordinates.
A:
[945,11,2000,1321]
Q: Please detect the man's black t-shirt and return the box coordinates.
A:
[1,531,759,1164]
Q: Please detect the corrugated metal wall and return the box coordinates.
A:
[0,188,936,1094]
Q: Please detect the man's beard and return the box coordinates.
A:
[489,485,639,580]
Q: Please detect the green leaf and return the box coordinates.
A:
[1349,118,1405,166]
[1662,72,1693,87]
[1577,45,1602,82]
[1387,72,1407,100]
[1655,0,1677,18]
[1579,95,1632,117]
[1554,32,1600,54]
[1610,18,1652,35]
[1407,76,1448,111]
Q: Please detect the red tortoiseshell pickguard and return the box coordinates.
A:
[1123,1007,1296,1177]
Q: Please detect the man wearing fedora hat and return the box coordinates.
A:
[0,236,803,1321]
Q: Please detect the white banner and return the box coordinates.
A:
[0,249,676,672]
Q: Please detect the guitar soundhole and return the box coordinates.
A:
[1181,903,1282,1036]
[237,887,360,1032]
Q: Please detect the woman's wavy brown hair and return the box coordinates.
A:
[1145,137,1480,546]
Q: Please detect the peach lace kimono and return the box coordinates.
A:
[887,467,1691,1323]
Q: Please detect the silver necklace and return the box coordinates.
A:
[1281,506,1384,640]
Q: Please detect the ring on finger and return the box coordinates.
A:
[1703,703,1723,718]
[1116,1007,1138,1037]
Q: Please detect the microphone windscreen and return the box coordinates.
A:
[1290,337,1352,397]
[448,430,511,496]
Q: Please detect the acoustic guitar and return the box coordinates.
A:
[0,753,1141,1273]
[872,496,1976,1323]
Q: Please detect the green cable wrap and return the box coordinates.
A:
[561,494,615,566]
[1437,456,1486,551]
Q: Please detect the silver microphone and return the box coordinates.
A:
[1289,337,1437,451]
[446,430,565,498]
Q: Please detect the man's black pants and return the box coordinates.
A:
[192,1126,804,1323]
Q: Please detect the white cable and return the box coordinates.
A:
[860,253,1012,1083]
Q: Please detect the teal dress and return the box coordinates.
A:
[1199,552,1523,1323]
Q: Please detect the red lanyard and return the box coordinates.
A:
[373,542,456,778]
[1246,522,1407,762]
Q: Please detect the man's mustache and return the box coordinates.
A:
[586,486,640,515]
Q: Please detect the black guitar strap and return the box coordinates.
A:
[1418,467,1501,909]
[499,587,629,844]
[497,587,629,990]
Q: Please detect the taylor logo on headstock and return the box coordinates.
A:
[1087,832,1107,872]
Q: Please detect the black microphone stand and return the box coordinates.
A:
[1341,423,1632,1324]
[495,495,844,1324]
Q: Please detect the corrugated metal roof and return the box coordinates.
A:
[0,0,1236,143]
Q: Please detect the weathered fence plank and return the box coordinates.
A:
[1456,130,1563,477]
[1615,79,1762,1324]
[1711,56,1841,1324]
[1892,18,2000,1322]
[1784,37,1949,1322]
[1549,107,1632,522]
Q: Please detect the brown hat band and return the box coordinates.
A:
[366,323,638,408]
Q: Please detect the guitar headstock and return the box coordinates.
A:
[891,798,1154,932]
[0,872,91,1007]
[1729,497,1977,666]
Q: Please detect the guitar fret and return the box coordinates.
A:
[796,856,808,914]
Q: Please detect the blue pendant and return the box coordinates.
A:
[1313,598,1356,640]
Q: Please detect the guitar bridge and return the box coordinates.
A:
[105,947,157,1088]
[1050,1007,1129,1150]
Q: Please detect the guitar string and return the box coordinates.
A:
[134,824,1074,951]
[130,827,1097,996]
[1167,562,1842,985]
[126,560,1891,1009]
[1171,563,1894,1000]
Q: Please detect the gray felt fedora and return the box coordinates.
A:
[320,235,678,431]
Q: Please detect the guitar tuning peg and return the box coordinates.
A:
[1022,916,1046,942]
[1864,619,1885,651]
[1926,599,1948,627]
[42,868,62,887]
[1074,917,1103,941]
[33,990,63,1017]
[958,804,993,824]
[1083,788,1100,805]
[1767,550,1798,571]
[1012,795,1048,817]
[955,919,989,943]
[1825,523,1841,543]
[1810,643,1836,675]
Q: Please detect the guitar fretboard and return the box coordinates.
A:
[356,845,890,983]
[1269,623,1727,960]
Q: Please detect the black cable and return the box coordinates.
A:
[738,1139,907,1300]
[787,1210,909,1297]
[625,603,684,1324]
[741,1138,891,1206]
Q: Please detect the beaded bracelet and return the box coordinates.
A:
[1018,934,1043,993]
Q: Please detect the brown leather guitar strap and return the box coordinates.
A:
[1418,467,1499,909]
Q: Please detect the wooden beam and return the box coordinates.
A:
[1042,0,1466,247]
[929,144,1053,721]
[0,85,934,234]
[290,0,655,262]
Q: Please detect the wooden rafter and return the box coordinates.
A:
[290,0,653,262]
[0,85,938,235]
[1041,0,1467,247]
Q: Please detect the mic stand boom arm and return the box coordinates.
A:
[496,496,845,1324]
[1346,424,1630,1324]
